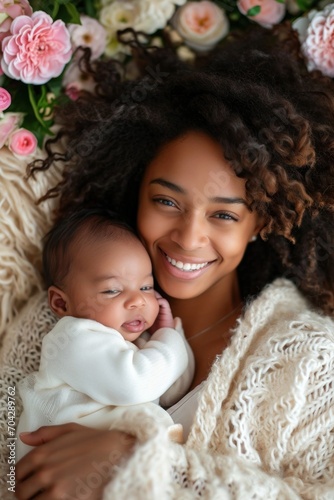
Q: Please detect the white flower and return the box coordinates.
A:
[172,1,229,52]
[63,60,96,97]
[176,45,196,62]
[136,0,186,33]
[68,15,107,60]
[286,0,301,15]
[99,0,186,55]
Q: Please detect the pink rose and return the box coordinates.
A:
[0,112,22,148]
[68,15,107,60]
[8,127,37,155]
[0,0,33,45]
[0,86,11,111]
[172,1,229,52]
[301,4,334,78]
[237,0,286,28]
[1,11,72,84]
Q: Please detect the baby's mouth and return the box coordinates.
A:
[122,319,146,333]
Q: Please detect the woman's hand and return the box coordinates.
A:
[15,423,135,500]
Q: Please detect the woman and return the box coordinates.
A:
[14,28,334,499]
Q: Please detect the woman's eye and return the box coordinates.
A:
[213,212,238,221]
[153,197,176,208]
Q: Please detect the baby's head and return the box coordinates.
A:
[43,208,159,341]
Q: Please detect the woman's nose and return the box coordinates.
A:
[125,292,146,309]
[170,213,209,251]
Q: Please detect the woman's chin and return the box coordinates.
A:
[155,274,205,300]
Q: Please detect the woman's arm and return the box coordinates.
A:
[14,420,300,500]
[15,424,135,500]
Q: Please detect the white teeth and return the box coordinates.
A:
[165,254,208,271]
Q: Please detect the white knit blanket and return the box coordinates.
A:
[0,149,334,499]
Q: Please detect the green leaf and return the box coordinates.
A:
[28,85,53,135]
[247,6,261,16]
[52,2,60,19]
[296,0,316,11]
[275,0,285,3]
[84,0,97,18]
[47,74,64,96]
[53,3,81,23]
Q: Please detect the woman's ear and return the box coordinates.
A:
[48,286,68,317]
[252,215,266,241]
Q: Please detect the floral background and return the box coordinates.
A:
[0,0,333,157]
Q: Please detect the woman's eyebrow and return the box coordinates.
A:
[149,178,247,205]
[210,196,248,205]
[150,178,185,193]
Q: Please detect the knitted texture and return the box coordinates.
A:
[1,280,334,499]
[0,292,57,497]
[101,279,334,499]
[0,147,60,342]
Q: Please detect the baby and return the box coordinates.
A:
[17,208,194,460]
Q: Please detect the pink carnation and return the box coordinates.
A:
[237,0,286,28]
[302,4,334,78]
[1,11,72,84]
[8,127,37,155]
[0,86,11,111]
[0,0,33,45]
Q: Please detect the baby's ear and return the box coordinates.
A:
[48,286,68,317]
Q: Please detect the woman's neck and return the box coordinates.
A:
[167,270,241,340]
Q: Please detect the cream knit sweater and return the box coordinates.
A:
[1,278,334,499]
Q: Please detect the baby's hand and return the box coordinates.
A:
[148,291,174,332]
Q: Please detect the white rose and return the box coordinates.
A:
[135,0,186,33]
[172,0,229,53]
[68,15,107,60]
[99,1,140,56]
[99,0,186,35]
[99,0,187,56]
[99,1,140,36]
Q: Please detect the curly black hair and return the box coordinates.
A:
[29,26,334,314]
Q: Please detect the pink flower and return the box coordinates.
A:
[172,1,229,52]
[8,127,37,155]
[301,4,334,78]
[237,0,286,28]
[68,15,107,60]
[0,0,33,45]
[0,86,11,111]
[1,11,72,84]
[0,112,22,148]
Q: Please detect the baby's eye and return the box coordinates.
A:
[141,286,153,291]
[102,290,120,295]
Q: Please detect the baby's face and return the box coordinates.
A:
[62,236,159,341]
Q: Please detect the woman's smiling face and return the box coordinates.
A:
[137,131,262,300]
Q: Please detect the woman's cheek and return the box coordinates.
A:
[137,202,168,245]
[219,230,252,259]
